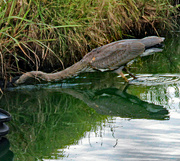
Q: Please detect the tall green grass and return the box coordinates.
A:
[0,0,178,83]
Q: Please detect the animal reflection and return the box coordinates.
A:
[60,84,169,120]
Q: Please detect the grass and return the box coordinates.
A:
[0,0,179,85]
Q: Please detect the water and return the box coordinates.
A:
[1,35,180,161]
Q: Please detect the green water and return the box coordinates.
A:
[1,34,180,161]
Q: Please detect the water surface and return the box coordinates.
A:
[1,35,180,161]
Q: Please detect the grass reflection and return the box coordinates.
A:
[0,72,170,160]
[1,33,179,160]
[1,90,107,160]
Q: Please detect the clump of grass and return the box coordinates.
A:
[0,0,178,85]
[0,0,68,82]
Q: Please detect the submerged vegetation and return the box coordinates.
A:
[0,0,179,84]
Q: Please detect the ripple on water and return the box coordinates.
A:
[129,74,180,86]
[7,73,180,91]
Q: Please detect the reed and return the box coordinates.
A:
[0,0,178,84]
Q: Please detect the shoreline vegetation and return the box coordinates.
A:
[0,0,179,88]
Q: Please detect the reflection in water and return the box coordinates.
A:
[63,116,180,161]
[1,35,180,160]
[1,87,110,160]
[129,74,180,86]
[0,73,171,160]
[2,72,179,160]
[60,85,169,120]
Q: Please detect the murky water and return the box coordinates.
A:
[1,34,180,161]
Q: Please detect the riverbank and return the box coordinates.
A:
[0,0,179,87]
